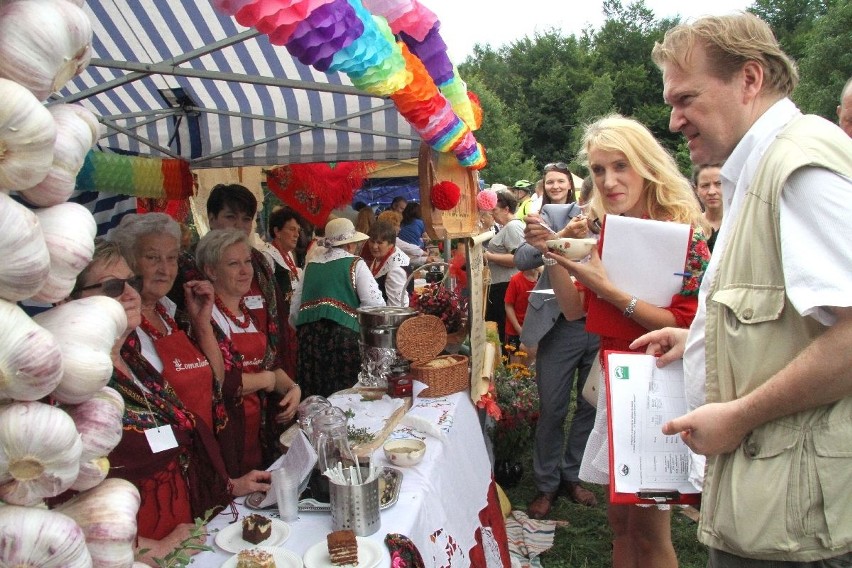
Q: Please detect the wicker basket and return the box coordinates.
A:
[397,315,469,398]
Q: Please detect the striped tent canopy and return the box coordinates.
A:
[52,0,421,168]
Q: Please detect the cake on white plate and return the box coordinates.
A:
[236,548,276,568]
[327,529,358,566]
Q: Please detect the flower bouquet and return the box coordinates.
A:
[411,282,468,335]
[478,346,539,464]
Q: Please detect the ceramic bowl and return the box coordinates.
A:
[545,237,597,261]
[383,439,426,467]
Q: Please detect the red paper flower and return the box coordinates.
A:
[430,181,461,210]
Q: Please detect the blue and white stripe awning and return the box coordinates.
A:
[52,0,421,168]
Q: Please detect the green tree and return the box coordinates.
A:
[793,0,852,119]
[466,76,538,186]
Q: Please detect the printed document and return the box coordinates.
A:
[606,351,697,496]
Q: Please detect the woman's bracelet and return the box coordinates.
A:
[623,296,638,319]
[542,256,557,266]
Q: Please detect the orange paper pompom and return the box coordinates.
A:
[431,181,461,210]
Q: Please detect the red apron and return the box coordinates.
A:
[230,330,268,472]
[136,456,192,540]
[151,330,215,429]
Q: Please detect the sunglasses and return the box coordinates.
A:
[78,276,143,298]
[543,162,569,172]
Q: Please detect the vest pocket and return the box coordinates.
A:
[708,424,805,554]
[811,420,852,548]
[712,285,785,328]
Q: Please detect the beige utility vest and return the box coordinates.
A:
[700,115,852,561]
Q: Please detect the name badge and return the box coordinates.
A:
[244,295,264,310]
[145,425,179,453]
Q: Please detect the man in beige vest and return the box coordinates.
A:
[633,13,852,567]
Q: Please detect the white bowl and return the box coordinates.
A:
[545,238,597,261]
[383,439,426,467]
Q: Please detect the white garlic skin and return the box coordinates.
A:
[0,77,56,192]
[0,0,93,101]
[0,193,50,301]
[0,505,93,567]
[57,477,140,568]
[69,456,110,492]
[20,104,100,207]
[0,299,64,401]
[65,386,125,461]
[31,201,97,303]
[33,296,127,404]
[0,400,83,506]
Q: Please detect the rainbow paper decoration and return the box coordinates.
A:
[210,0,486,170]
[75,151,194,199]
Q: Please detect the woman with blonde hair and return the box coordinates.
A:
[531,114,710,568]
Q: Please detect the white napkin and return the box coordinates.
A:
[397,395,458,442]
[326,393,406,436]
[258,429,317,507]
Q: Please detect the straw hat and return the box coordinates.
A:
[323,217,368,247]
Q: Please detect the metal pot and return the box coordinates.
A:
[357,306,417,349]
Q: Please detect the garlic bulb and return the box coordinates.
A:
[65,386,125,460]
[0,505,93,567]
[70,456,109,492]
[34,296,126,404]
[57,478,140,568]
[0,299,64,401]
[0,77,56,192]
[0,192,50,301]
[0,0,93,101]
[20,104,99,207]
[31,202,97,303]
[0,401,83,506]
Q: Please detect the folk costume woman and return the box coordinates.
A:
[72,239,270,565]
[365,219,410,307]
[196,229,301,475]
[293,218,385,397]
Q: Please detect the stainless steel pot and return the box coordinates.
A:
[357,306,417,349]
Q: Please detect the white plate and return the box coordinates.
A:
[221,547,303,568]
[303,536,383,568]
[214,517,290,553]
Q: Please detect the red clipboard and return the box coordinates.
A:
[603,350,701,506]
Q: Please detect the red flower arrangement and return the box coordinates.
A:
[430,181,461,210]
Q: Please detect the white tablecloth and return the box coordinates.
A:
[194,382,493,567]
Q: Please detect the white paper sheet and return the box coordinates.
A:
[606,352,697,495]
[259,429,318,507]
[601,216,691,306]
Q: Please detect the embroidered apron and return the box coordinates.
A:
[151,330,214,429]
[230,330,267,471]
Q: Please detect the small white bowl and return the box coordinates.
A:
[383,439,426,467]
[545,237,597,261]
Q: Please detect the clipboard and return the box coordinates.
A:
[586,216,693,341]
[603,350,700,506]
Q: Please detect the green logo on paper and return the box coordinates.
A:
[615,366,629,380]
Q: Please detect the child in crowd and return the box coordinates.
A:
[504,266,541,350]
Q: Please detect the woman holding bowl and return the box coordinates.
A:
[542,115,710,568]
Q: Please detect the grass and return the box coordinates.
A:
[498,404,708,567]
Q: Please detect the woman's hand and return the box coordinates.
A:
[184,280,216,324]
[546,248,612,298]
[230,470,272,496]
[560,215,589,238]
[275,384,301,424]
[523,214,555,252]
[137,524,206,565]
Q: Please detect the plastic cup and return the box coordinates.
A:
[272,468,300,522]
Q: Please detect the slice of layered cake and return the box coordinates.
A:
[242,514,272,544]
[327,529,358,566]
[236,548,276,568]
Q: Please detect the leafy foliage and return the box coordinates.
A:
[461,0,847,179]
[152,510,215,568]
